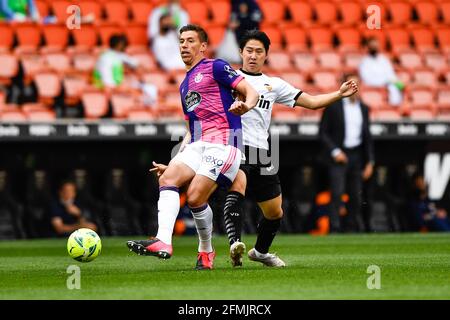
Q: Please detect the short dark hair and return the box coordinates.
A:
[109,33,128,49]
[239,30,271,53]
[342,71,359,82]
[179,24,208,43]
[58,179,76,190]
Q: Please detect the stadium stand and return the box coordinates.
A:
[0,0,448,122]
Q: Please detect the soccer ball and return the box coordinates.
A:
[67,228,102,262]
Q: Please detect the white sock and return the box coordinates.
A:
[155,187,180,245]
[191,204,213,253]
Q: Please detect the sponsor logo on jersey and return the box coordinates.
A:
[264,84,272,91]
[256,95,270,110]
[194,72,203,83]
[224,64,238,78]
[184,90,202,112]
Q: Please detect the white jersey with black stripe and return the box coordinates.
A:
[237,69,302,150]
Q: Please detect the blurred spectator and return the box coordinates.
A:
[319,73,374,233]
[230,0,262,42]
[50,180,97,237]
[152,13,185,71]
[148,0,189,40]
[93,34,158,106]
[0,0,39,22]
[359,37,404,106]
[410,173,450,232]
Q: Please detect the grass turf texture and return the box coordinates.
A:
[0,233,449,299]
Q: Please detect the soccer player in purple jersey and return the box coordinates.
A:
[127,24,259,270]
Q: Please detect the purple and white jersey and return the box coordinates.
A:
[180,58,244,148]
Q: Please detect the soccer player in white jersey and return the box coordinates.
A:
[127,25,259,270]
[225,30,359,267]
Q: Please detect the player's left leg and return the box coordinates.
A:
[248,194,286,267]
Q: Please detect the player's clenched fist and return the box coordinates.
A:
[339,80,358,97]
[229,100,252,116]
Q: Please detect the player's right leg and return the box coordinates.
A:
[224,169,247,267]
[127,144,200,259]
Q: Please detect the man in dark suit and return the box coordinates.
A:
[319,73,375,233]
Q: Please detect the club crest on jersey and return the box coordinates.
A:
[185,90,202,112]
[224,65,238,78]
[194,72,203,83]
[264,84,273,91]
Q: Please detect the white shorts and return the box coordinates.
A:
[172,141,242,187]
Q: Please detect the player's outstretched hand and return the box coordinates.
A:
[339,80,358,97]
[149,161,168,177]
[229,101,252,116]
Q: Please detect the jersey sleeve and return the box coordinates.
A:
[274,77,302,107]
[212,59,243,89]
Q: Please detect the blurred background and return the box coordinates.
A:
[0,0,449,239]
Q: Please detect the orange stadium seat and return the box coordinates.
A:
[0,54,19,86]
[130,1,154,25]
[308,27,334,51]
[313,1,338,26]
[267,51,292,71]
[283,27,308,52]
[272,104,302,122]
[141,72,171,91]
[337,0,362,26]
[409,109,436,120]
[300,108,323,121]
[260,26,282,51]
[35,0,50,17]
[411,68,438,87]
[208,0,231,26]
[183,1,208,25]
[360,87,388,109]
[73,52,97,73]
[14,23,42,50]
[259,1,286,25]
[343,52,364,69]
[22,102,50,114]
[386,27,411,53]
[34,72,62,103]
[78,1,103,22]
[0,108,27,122]
[279,72,306,89]
[111,91,140,119]
[51,1,72,22]
[20,53,47,83]
[63,73,89,105]
[437,88,450,114]
[375,109,402,121]
[424,53,447,71]
[312,69,339,91]
[82,90,109,119]
[411,27,437,53]
[440,1,450,24]
[206,26,226,48]
[336,27,362,52]
[128,108,156,121]
[387,1,412,26]
[130,52,157,72]
[0,23,14,51]
[395,69,412,85]
[436,27,450,53]
[397,51,423,70]
[287,1,313,26]
[361,28,387,52]
[45,52,72,74]
[415,1,439,25]
[104,1,130,24]
[72,25,99,50]
[25,107,57,122]
[408,86,436,110]
[316,51,342,70]
[293,52,317,73]
[42,24,69,50]
[98,24,124,47]
[124,24,148,48]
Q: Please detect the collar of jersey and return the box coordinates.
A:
[187,58,206,75]
[239,68,262,76]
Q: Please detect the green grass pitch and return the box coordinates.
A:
[1,233,449,299]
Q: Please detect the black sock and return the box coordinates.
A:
[254,217,281,254]
[223,191,244,245]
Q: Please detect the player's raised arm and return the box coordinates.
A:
[295,80,358,110]
[229,79,259,115]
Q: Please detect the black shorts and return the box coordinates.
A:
[240,146,281,203]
